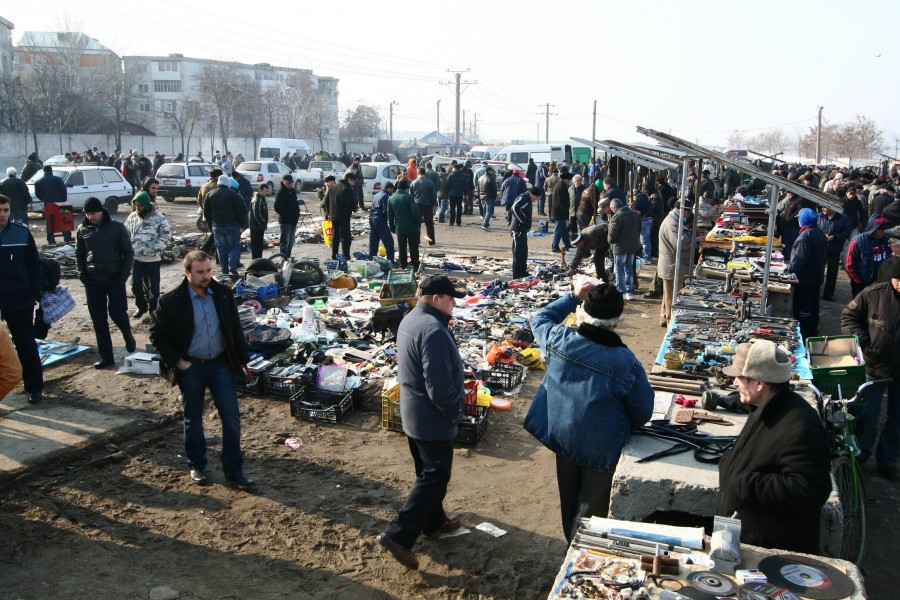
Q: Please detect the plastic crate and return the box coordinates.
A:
[455,403,488,448]
[234,281,280,299]
[381,382,481,436]
[264,367,311,399]
[356,380,386,412]
[291,388,354,423]
[387,269,417,298]
[381,384,402,432]
[378,283,418,308]
[480,362,525,391]
[806,335,867,400]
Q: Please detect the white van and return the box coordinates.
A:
[492,144,572,171]
[257,138,311,161]
[466,146,502,160]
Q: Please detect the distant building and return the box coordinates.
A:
[14,30,119,81]
[0,16,13,74]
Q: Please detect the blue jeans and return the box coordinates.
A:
[279,222,296,257]
[640,218,653,261]
[368,217,395,262]
[551,219,571,253]
[856,378,900,468]
[213,225,241,272]
[384,437,454,549]
[178,357,244,474]
[614,253,635,294]
[482,198,495,228]
[437,198,448,222]
[537,192,546,215]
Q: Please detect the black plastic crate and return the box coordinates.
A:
[356,380,386,412]
[264,366,313,399]
[291,388,354,424]
[455,403,488,447]
[480,362,524,391]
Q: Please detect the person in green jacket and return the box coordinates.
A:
[388,180,422,271]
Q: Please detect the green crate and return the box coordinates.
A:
[806,335,866,400]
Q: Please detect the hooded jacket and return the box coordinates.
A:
[717,387,831,554]
[501,173,527,208]
[75,209,134,280]
[845,215,892,287]
[789,224,827,286]
[0,220,42,313]
[124,207,171,262]
[525,293,653,470]
[841,282,900,379]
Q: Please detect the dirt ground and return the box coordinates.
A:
[0,197,897,599]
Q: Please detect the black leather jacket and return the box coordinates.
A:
[75,209,134,280]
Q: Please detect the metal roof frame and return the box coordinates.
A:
[570,137,679,171]
[635,126,844,213]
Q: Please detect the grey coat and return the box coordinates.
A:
[656,210,692,280]
[607,206,642,255]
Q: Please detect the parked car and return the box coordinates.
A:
[26,166,132,214]
[294,160,346,191]
[43,155,71,166]
[155,162,219,202]
[236,160,293,191]
[361,161,405,199]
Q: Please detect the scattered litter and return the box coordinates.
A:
[284,437,303,449]
[476,522,507,537]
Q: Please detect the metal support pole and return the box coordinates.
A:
[454,72,461,149]
[759,184,778,315]
[545,103,550,144]
[592,100,597,161]
[815,107,823,165]
[436,99,440,132]
[672,157,691,311]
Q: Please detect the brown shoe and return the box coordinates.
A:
[423,516,461,540]
[378,533,419,570]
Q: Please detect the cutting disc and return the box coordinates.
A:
[686,571,737,596]
[758,555,854,600]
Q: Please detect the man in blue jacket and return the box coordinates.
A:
[0,194,43,403]
[368,181,395,262]
[525,279,653,542]
[379,275,467,570]
[790,208,827,340]
[34,164,72,244]
[818,206,851,301]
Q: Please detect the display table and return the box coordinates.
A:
[547,538,866,599]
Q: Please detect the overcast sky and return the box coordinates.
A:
[5,0,898,152]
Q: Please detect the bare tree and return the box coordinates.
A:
[92,56,145,150]
[159,96,204,158]
[194,62,251,153]
[302,94,330,153]
[340,104,380,141]
[837,115,885,164]
[277,72,314,139]
[727,129,746,149]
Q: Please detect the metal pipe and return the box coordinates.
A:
[760,184,778,315]
[672,157,690,314]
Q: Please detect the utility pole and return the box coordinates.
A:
[436,99,440,132]
[440,69,477,150]
[815,106,823,165]
[389,101,398,143]
[592,100,597,160]
[462,110,466,139]
[537,103,556,144]
[472,113,478,138]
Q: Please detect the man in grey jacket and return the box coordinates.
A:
[607,198,642,299]
[379,275,467,570]
[656,199,693,326]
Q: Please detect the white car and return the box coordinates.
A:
[361,161,405,199]
[294,160,346,191]
[236,160,293,191]
[27,166,133,214]
[155,162,219,202]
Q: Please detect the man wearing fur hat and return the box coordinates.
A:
[524,280,653,543]
[718,340,831,552]
[789,207,827,339]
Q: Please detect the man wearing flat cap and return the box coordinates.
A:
[841,259,900,482]
[525,279,653,543]
[718,340,831,553]
[379,274,467,570]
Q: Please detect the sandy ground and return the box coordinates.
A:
[0,197,897,599]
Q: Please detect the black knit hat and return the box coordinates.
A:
[83,197,104,213]
[583,283,624,320]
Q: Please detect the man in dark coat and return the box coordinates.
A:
[149,250,254,488]
[274,175,300,258]
[0,167,33,224]
[34,165,72,244]
[204,175,249,274]
[818,207,851,301]
[550,172,573,266]
[328,173,358,259]
[21,152,42,182]
[789,208,827,339]
[719,340,831,553]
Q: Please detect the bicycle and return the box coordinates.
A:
[810,378,892,564]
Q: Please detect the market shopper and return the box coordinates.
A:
[0,167,33,225]
[124,186,171,319]
[657,199,693,327]
[328,172,358,259]
[718,340,832,553]
[0,194,43,404]
[149,250,255,488]
[369,181,396,262]
[525,279,653,543]
[378,274,467,570]
[0,321,23,401]
[34,165,73,245]
[566,220,610,281]
[607,198,642,300]
[876,228,900,283]
[204,174,248,275]
[410,167,437,243]
[841,261,900,482]
[76,197,136,369]
[274,175,300,258]
[550,172,574,266]
[478,166,498,231]
[197,168,223,262]
[817,206,851,301]
[388,180,421,271]
[845,215,892,297]
[510,187,539,279]
[789,208,827,340]
[248,183,269,259]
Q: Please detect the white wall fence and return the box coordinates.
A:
[0,132,345,171]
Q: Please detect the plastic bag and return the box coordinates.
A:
[322,219,333,247]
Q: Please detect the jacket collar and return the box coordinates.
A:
[576,323,627,348]
[418,301,452,326]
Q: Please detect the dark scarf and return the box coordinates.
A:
[576,323,627,348]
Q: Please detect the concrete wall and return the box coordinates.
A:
[0,132,342,171]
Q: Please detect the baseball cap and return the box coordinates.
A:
[722,340,793,383]
[419,274,467,298]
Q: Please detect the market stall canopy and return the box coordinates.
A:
[635,127,843,213]
[570,137,680,171]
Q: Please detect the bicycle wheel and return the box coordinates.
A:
[832,455,866,564]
